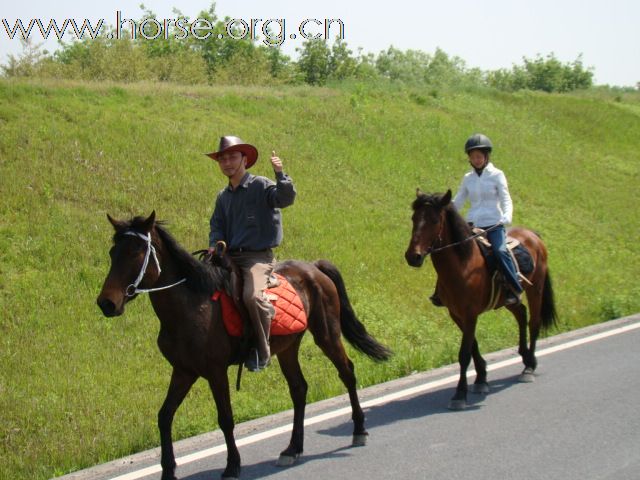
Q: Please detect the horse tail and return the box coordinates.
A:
[314,260,392,361]
[541,269,558,330]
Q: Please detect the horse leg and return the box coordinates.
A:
[315,336,368,446]
[275,336,308,466]
[449,319,477,411]
[159,368,197,480]
[469,339,490,394]
[207,367,241,480]
[506,301,535,382]
[522,295,544,382]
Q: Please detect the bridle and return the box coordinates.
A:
[422,212,446,256]
[123,231,186,297]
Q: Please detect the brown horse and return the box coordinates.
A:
[405,190,557,410]
[96,212,391,480]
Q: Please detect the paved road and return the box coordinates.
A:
[58,315,640,480]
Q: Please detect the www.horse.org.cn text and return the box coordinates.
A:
[1,12,346,48]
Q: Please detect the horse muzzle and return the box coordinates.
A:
[96,293,125,317]
[405,250,426,267]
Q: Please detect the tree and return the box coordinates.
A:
[353,49,379,81]
[296,38,331,85]
[486,53,594,92]
[2,39,47,77]
[329,38,357,80]
[376,46,430,82]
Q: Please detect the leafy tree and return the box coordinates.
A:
[51,33,153,82]
[376,46,431,82]
[1,39,48,77]
[296,38,331,85]
[213,46,272,85]
[353,49,379,81]
[486,53,593,92]
[264,47,300,84]
[329,38,357,80]
[375,46,473,86]
[423,48,468,85]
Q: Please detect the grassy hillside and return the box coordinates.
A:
[1,78,639,479]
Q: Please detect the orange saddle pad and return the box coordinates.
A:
[211,273,307,337]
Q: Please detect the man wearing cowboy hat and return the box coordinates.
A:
[207,135,296,371]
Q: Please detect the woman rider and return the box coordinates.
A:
[431,133,523,306]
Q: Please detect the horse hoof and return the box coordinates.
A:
[352,434,368,447]
[518,368,535,383]
[447,399,467,411]
[470,383,490,394]
[276,453,299,467]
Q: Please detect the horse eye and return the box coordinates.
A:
[132,243,145,253]
[423,213,438,224]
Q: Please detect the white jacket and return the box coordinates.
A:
[452,162,513,227]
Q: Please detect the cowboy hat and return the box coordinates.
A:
[205,136,258,168]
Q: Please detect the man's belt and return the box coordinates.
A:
[228,247,272,254]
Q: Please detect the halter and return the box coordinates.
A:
[123,231,186,297]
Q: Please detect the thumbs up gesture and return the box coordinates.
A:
[270,150,283,173]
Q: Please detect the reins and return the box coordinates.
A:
[426,223,501,256]
[123,230,187,296]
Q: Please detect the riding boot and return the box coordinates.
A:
[504,284,522,305]
[257,310,273,369]
[232,251,276,372]
[245,301,274,372]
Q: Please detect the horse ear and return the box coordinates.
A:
[142,210,156,233]
[416,188,424,197]
[441,189,452,206]
[107,213,127,232]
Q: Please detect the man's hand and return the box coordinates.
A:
[271,150,283,173]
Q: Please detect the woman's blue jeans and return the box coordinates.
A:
[484,225,523,293]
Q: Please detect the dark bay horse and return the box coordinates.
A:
[96,212,391,480]
[405,190,557,410]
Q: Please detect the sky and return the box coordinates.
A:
[1,0,638,86]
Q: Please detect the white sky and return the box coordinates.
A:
[1,0,638,86]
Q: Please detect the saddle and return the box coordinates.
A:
[472,227,535,276]
[205,243,307,340]
[472,227,535,310]
[211,274,307,337]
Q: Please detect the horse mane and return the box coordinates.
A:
[115,216,228,295]
[413,192,474,262]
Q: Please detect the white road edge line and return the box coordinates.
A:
[109,320,640,480]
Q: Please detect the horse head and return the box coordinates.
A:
[405,189,452,267]
[97,211,160,317]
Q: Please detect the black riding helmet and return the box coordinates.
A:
[464,133,493,153]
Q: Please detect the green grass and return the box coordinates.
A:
[1,78,639,479]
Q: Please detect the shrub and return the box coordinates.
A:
[486,53,593,93]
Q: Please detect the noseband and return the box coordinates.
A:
[123,231,186,296]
